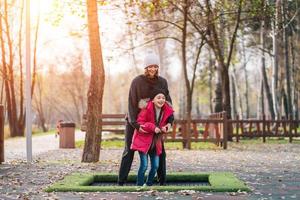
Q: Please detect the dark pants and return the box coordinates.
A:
[118,122,166,185]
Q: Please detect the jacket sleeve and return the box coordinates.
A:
[136,109,156,133]
[166,114,174,125]
[127,79,140,130]
[163,78,172,105]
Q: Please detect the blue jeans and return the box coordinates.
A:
[137,151,159,186]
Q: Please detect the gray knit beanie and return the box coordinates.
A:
[144,52,160,68]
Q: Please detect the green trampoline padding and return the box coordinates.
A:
[45,172,250,192]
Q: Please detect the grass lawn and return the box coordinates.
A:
[75,140,221,150]
[76,136,300,150]
[235,137,300,144]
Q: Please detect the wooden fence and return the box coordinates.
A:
[81,112,229,149]
[229,115,300,142]
[81,112,300,150]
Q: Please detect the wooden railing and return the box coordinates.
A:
[81,112,229,149]
[80,112,300,150]
[229,115,300,142]
[167,111,228,149]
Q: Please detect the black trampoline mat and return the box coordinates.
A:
[90,181,210,186]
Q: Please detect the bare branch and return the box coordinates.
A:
[226,0,243,68]
[145,25,169,36]
[126,36,182,50]
[191,39,205,96]
[144,19,183,31]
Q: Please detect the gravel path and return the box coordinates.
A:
[1,134,300,200]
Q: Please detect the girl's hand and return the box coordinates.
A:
[154,127,161,134]
[139,125,147,133]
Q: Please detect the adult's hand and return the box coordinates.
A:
[161,123,171,133]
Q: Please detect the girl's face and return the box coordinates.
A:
[146,65,159,78]
[152,93,166,108]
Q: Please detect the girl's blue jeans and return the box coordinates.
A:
[137,151,159,186]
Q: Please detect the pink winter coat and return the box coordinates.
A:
[130,101,174,155]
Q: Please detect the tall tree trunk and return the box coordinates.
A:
[18,0,25,134]
[290,26,298,120]
[213,3,225,113]
[0,7,12,131]
[230,74,237,118]
[181,0,191,149]
[205,0,242,120]
[208,51,213,113]
[241,33,249,118]
[272,0,281,119]
[282,0,292,119]
[3,0,19,137]
[34,76,48,132]
[213,68,223,112]
[258,78,265,119]
[232,66,243,118]
[82,0,105,162]
[260,11,275,119]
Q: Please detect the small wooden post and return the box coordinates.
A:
[223,111,228,150]
[236,115,240,143]
[249,122,253,137]
[171,123,177,139]
[289,117,293,143]
[240,119,244,136]
[0,105,4,163]
[266,116,271,135]
[181,122,187,148]
[294,120,298,140]
[262,115,266,143]
[283,118,287,136]
[192,122,198,139]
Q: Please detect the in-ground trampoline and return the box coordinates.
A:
[45,172,250,192]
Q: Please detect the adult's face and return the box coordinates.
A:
[146,65,159,78]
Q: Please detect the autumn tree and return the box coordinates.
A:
[82,0,105,162]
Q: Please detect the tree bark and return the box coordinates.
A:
[260,10,275,119]
[208,51,213,113]
[282,0,292,119]
[272,0,281,119]
[230,74,237,118]
[18,0,25,134]
[231,66,243,117]
[4,0,19,137]
[241,33,249,118]
[258,78,265,119]
[181,0,191,149]
[82,0,105,162]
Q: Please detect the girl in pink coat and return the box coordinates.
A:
[130,89,174,186]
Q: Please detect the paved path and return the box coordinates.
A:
[4,131,86,161]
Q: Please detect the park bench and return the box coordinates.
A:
[81,113,179,137]
[81,114,126,134]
